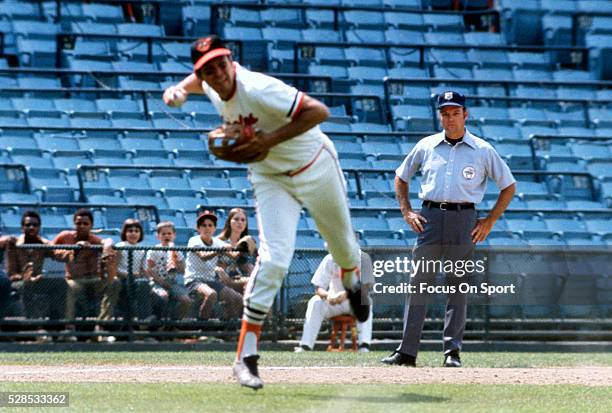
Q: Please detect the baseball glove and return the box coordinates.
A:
[207,124,268,164]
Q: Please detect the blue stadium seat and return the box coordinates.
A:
[469,106,510,123]
[384,28,425,45]
[345,29,386,43]
[345,47,387,68]
[424,32,464,45]
[587,160,612,180]
[513,68,553,81]
[117,23,164,37]
[149,171,191,191]
[52,150,93,170]
[361,176,393,192]
[472,67,514,81]
[342,10,385,29]
[507,218,549,235]
[55,98,97,113]
[545,218,588,235]
[432,65,473,79]
[302,28,342,42]
[308,64,348,79]
[556,86,596,101]
[347,66,387,82]
[428,48,470,67]
[350,122,391,133]
[509,107,549,125]
[261,8,304,28]
[304,8,336,28]
[262,27,302,46]
[34,134,79,151]
[463,32,504,45]
[422,13,464,32]
[108,170,149,191]
[385,12,424,31]
[70,21,117,35]
[16,38,56,67]
[83,3,124,23]
[391,104,434,131]
[182,5,211,37]
[12,20,59,38]
[17,76,61,89]
[480,123,523,140]
[0,2,41,19]
[467,50,511,69]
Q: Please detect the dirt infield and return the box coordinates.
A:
[1,365,610,386]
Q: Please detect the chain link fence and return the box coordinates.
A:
[0,244,610,342]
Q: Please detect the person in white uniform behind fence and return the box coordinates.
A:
[163,35,369,390]
[296,251,374,353]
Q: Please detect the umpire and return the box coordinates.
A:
[381,91,516,368]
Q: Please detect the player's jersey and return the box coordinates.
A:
[311,254,344,297]
[202,63,335,174]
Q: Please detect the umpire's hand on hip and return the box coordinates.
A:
[403,210,427,234]
[471,216,495,244]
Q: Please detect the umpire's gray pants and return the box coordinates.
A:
[396,204,476,357]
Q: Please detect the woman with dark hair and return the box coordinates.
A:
[115,219,152,321]
[217,208,249,242]
[215,208,256,293]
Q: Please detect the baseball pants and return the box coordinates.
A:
[299,295,372,349]
[243,148,361,325]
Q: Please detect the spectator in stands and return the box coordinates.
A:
[6,211,68,327]
[115,219,152,320]
[146,222,192,320]
[185,211,243,320]
[0,235,14,319]
[52,208,120,341]
[215,208,257,293]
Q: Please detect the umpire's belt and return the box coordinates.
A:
[423,200,475,211]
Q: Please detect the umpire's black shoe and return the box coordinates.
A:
[380,351,416,367]
[443,350,461,368]
[346,283,370,322]
[233,355,263,390]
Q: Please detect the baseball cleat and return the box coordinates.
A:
[443,351,462,367]
[346,283,370,322]
[233,355,264,390]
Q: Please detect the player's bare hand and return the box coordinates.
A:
[471,216,495,243]
[163,85,187,107]
[403,210,427,233]
[231,130,270,162]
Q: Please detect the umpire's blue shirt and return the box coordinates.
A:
[395,129,515,204]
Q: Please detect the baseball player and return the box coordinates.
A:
[163,35,369,390]
[295,251,374,352]
[381,91,516,368]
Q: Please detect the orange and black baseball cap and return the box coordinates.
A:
[191,35,232,73]
[196,210,218,226]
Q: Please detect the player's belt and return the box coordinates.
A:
[423,200,475,211]
[284,144,325,177]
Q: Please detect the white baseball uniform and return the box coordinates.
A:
[201,63,360,326]
[299,253,373,349]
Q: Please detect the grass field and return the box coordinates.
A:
[1,351,610,413]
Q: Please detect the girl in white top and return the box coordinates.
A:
[115,219,151,320]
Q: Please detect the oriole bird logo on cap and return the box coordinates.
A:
[196,38,211,53]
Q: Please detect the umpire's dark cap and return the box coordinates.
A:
[437,91,466,109]
[191,35,231,72]
[196,210,218,226]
